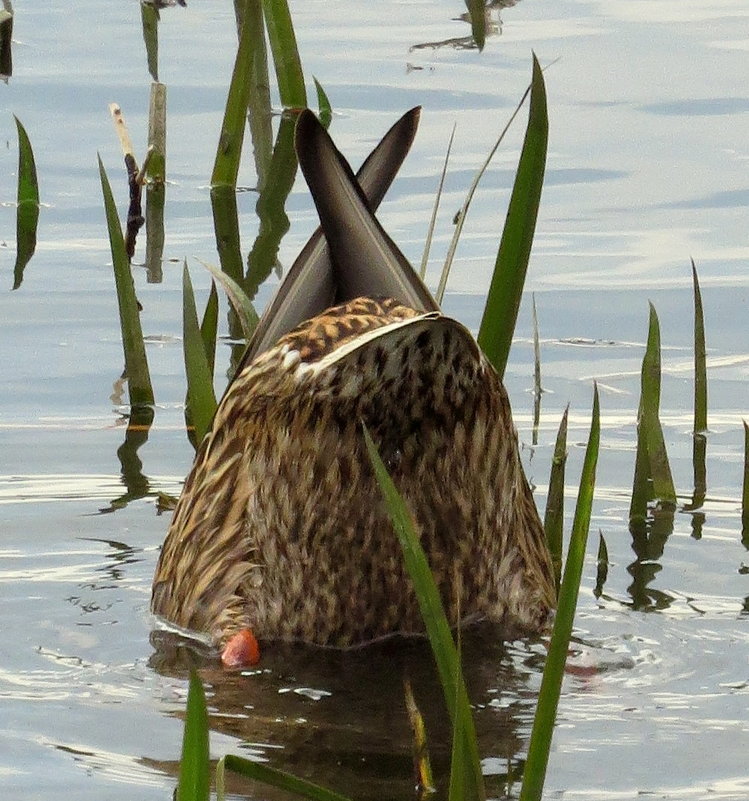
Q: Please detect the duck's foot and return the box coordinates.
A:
[221,629,260,668]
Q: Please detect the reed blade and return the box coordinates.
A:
[690,259,708,507]
[594,531,609,598]
[641,303,676,504]
[520,385,600,801]
[241,0,274,190]
[98,155,154,406]
[691,259,708,433]
[478,54,548,379]
[212,0,256,188]
[424,123,455,288]
[176,669,210,801]
[436,84,531,304]
[464,0,486,51]
[145,82,167,282]
[140,1,159,82]
[200,281,219,379]
[544,405,569,593]
[261,0,307,109]
[183,263,218,444]
[197,258,259,342]
[12,116,39,290]
[363,426,485,801]
[314,77,332,129]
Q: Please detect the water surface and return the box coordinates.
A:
[1,1,748,798]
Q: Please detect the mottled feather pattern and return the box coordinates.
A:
[151,296,555,649]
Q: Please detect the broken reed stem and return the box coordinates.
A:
[109,102,145,259]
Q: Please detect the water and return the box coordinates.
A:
[1,1,748,798]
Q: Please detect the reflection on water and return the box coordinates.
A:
[410,0,520,51]
[99,407,155,513]
[147,627,544,800]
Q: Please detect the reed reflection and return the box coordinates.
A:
[148,625,539,801]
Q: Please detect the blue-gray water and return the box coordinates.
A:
[1,1,748,798]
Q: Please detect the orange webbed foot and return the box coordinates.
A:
[221,629,260,668]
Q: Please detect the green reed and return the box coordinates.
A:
[364,425,485,801]
[140,1,159,82]
[477,54,548,380]
[629,302,676,528]
[690,260,708,508]
[521,386,600,801]
[544,406,569,593]
[98,156,154,407]
[12,116,39,290]
[464,0,486,51]
[182,263,218,443]
[176,670,210,801]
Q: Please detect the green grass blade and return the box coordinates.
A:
[690,259,708,508]
[211,0,257,188]
[243,0,274,190]
[225,754,353,801]
[691,259,707,434]
[140,0,159,82]
[478,54,548,379]
[447,675,477,801]
[594,531,609,598]
[436,85,531,303]
[12,116,40,290]
[197,258,259,341]
[420,124,454,282]
[313,76,332,129]
[363,426,485,801]
[183,263,218,444]
[464,0,486,51]
[520,384,600,801]
[176,669,210,801]
[261,0,307,109]
[641,303,676,504]
[544,405,568,593]
[98,155,154,407]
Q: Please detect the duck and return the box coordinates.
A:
[151,107,555,668]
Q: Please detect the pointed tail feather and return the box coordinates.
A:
[242,107,427,367]
[295,109,439,315]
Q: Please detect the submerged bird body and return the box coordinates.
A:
[151,109,555,659]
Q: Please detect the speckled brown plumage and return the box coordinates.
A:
[150,109,555,654]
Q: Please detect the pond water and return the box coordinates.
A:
[1,0,748,798]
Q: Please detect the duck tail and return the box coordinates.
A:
[294,108,439,314]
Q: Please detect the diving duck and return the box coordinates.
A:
[151,108,555,667]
